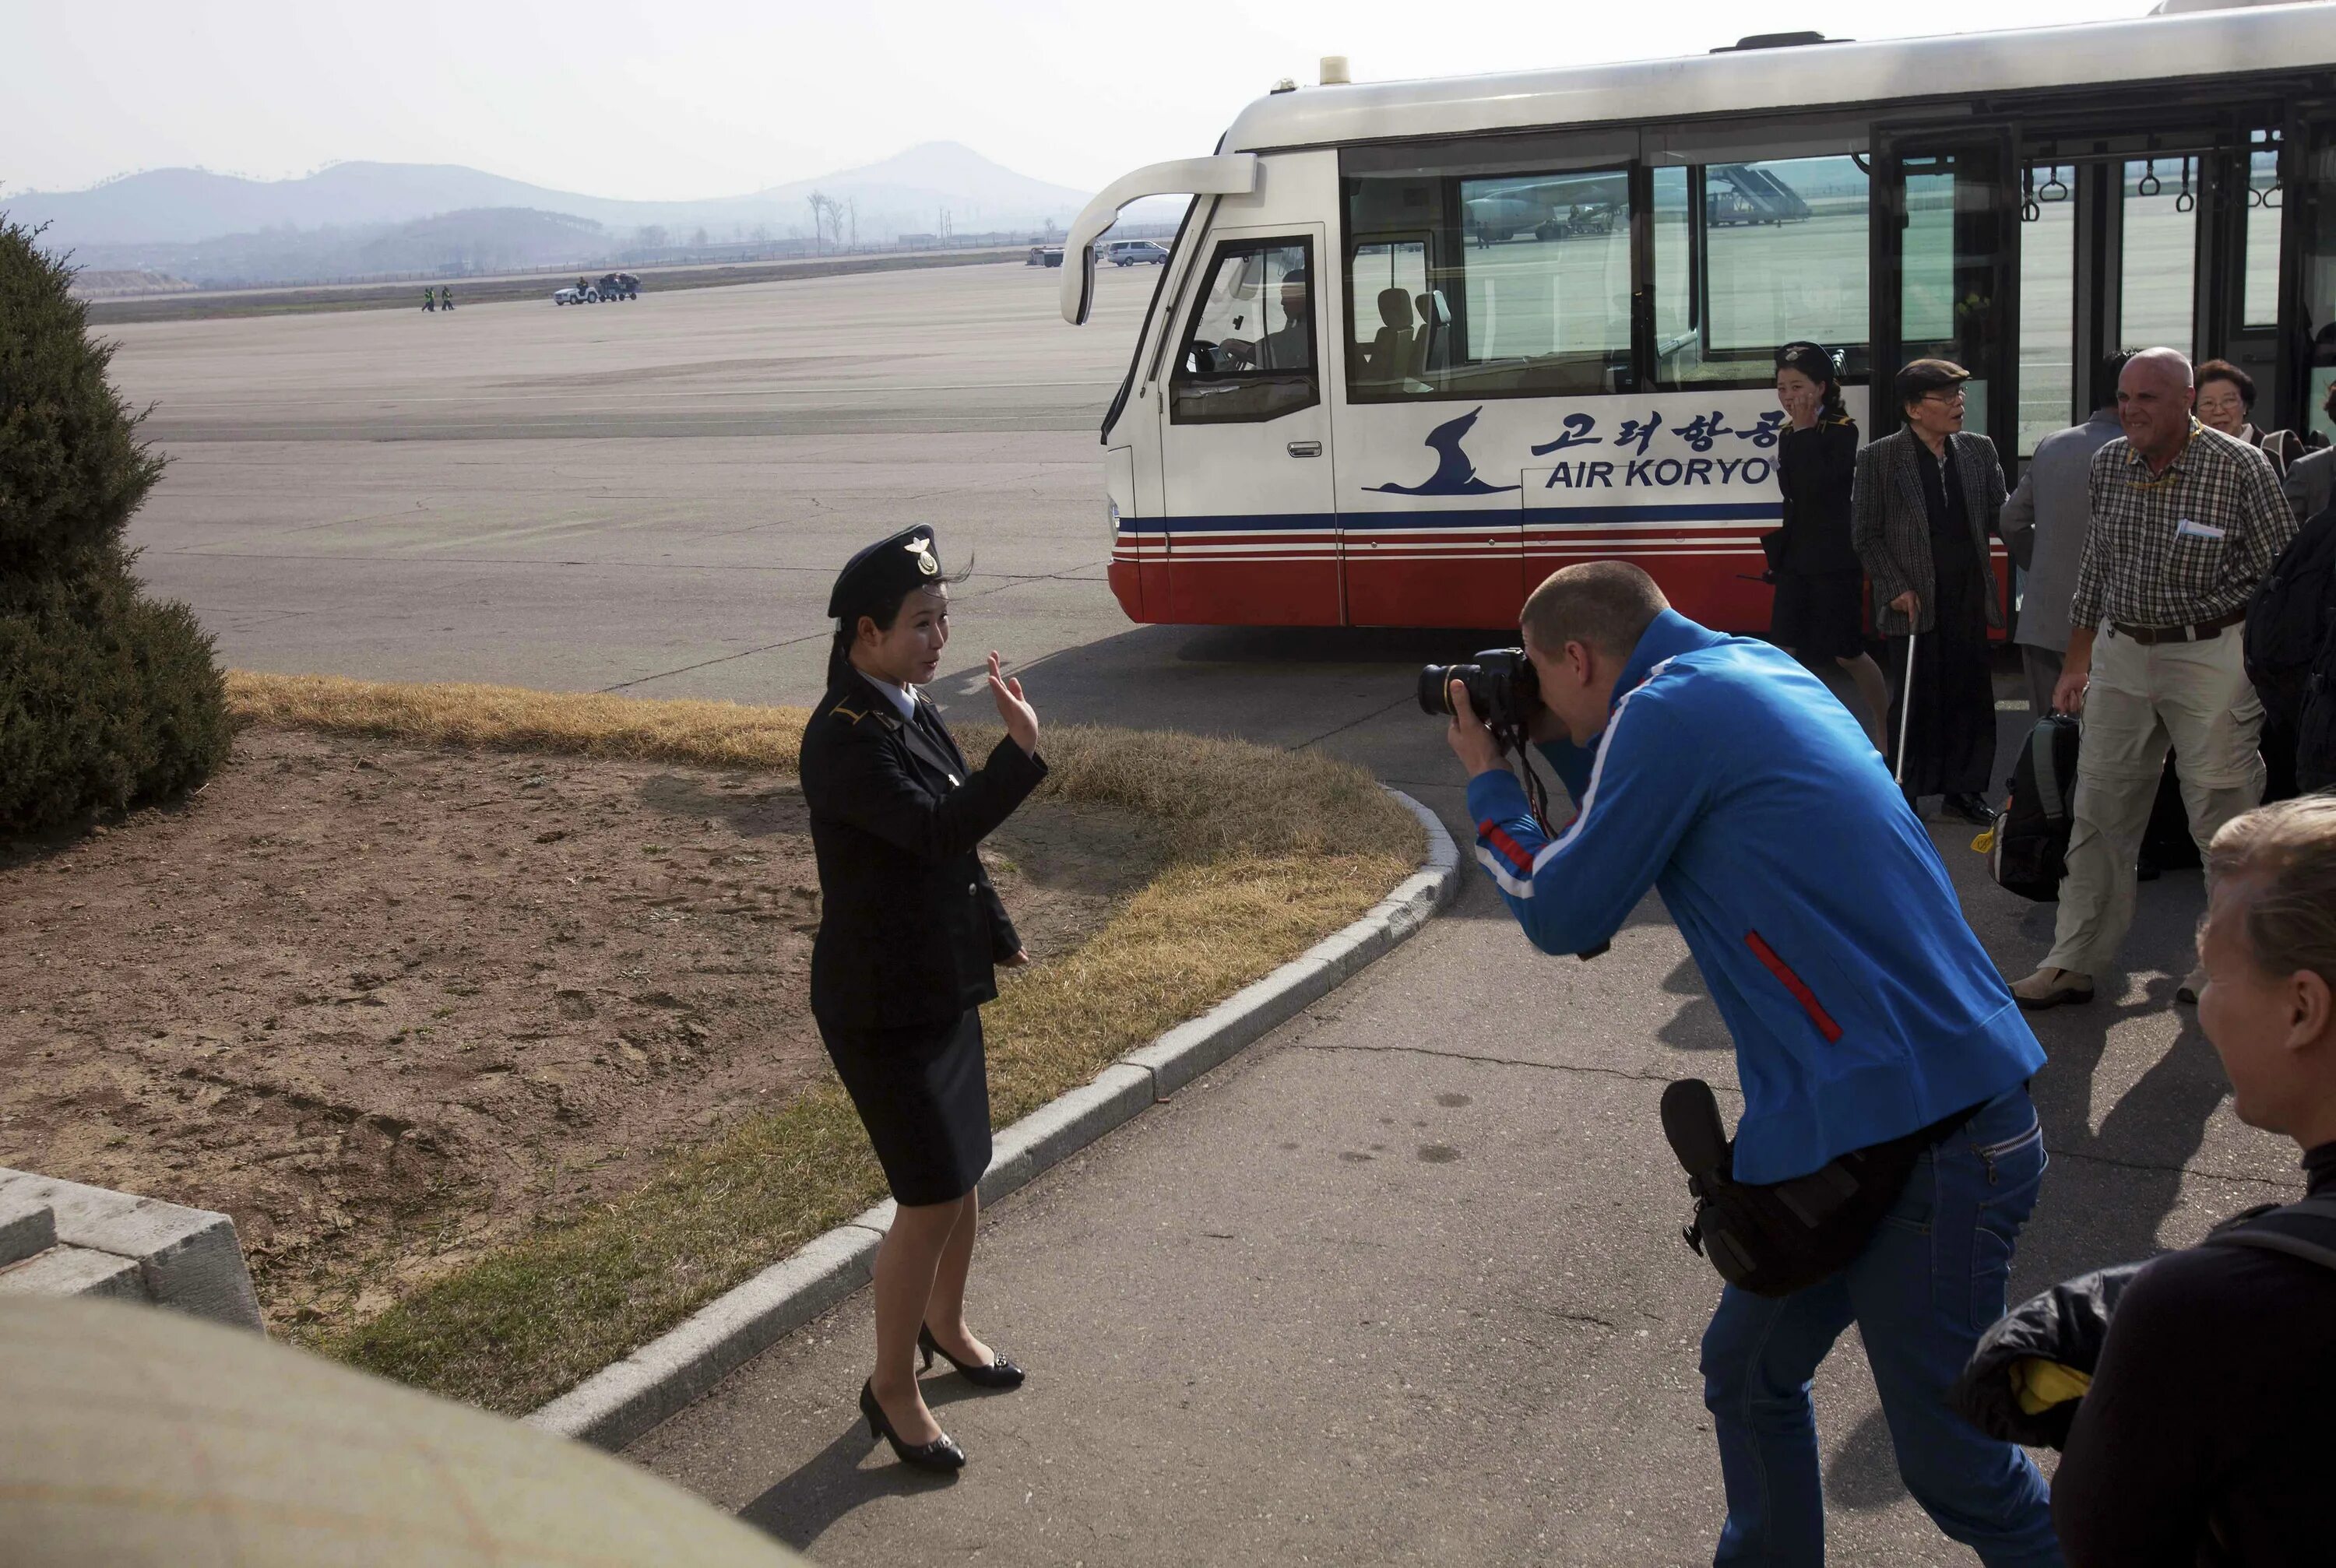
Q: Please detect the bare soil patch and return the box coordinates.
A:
[0,726,1159,1335]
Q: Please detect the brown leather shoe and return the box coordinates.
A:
[2012,966,2095,1011]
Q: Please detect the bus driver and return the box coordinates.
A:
[1223,268,1310,371]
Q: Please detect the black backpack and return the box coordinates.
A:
[1991,714,2083,901]
[2243,504,2336,730]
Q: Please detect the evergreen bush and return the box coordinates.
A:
[0,218,229,835]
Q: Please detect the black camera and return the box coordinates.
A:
[1418,648,1541,730]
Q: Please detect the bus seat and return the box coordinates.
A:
[1413,290,1453,378]
[1364,288,1416,381]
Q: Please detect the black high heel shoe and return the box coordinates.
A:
[859,1380,966,1472]
[919,1324,1027,1389]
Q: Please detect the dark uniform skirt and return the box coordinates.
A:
[1771,568,1867,662]
[820,1010,991,1206]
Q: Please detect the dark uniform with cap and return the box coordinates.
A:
[800,526,1047,1206]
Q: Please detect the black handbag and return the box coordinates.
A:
[1659,1079,1966,1297]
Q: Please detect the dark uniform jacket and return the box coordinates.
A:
[1774,417,1862,575]
[800,667,1047,1031]
[1850,427,2007,637]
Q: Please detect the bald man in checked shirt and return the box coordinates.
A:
[2013,349,2297,1012]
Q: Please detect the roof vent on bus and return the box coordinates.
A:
[1269,77,1298,93]
[1712,30,1839,52]
[1320,55,1351,86]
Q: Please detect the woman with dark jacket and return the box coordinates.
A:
[1851,358,2010,826]
[800,525,1047,1473]
[1769,340,1887,744]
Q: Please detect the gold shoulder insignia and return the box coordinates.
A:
[832,702,867,725]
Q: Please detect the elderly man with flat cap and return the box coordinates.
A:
[1851,357,2011,826]
[799,525,1045,1475]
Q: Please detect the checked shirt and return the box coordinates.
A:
[2069,421,2294,631]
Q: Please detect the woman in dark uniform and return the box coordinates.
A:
[1769,340,1887,746]
[800,525,1047,1473]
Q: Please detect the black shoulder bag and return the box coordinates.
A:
[1659,1078,1972,1297]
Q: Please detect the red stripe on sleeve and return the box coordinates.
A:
[1480,822,1536,875]
[1744,930,1844,1043]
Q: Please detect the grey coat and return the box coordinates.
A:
[2000,409,2123,653]
[1851,427,2007,637]
[2284,444,2335,528]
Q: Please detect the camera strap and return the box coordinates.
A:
[1509,734,1556,838]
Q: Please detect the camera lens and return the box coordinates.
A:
[1411,663,1448,719]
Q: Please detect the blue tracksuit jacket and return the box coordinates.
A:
[1466,610,2043,1183]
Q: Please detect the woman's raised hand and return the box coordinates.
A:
[987,651,1039,756]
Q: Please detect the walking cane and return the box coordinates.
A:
[1894,630,1919,787]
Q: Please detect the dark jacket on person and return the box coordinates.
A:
[1774,417,1861,575]
[1850,427,2007,636]
[800,666,1046,1030]
[2282,443,2334,529]
[1956,1146,2336,1567]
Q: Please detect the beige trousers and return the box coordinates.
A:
[2044,624,2264,978]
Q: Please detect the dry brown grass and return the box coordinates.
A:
[227,672,812,774]
[225,673,1423,1413]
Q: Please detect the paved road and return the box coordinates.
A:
[112,265,2299,1565]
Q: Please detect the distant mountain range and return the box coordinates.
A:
[5,142,1168,287]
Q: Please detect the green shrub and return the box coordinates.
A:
[0,218,228,835]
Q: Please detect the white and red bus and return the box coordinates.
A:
[1062,4,2336,631]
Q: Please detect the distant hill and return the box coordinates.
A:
[117,207,614,288]
[5,143,1097,252]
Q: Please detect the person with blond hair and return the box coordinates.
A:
[2048,794,2336,1565]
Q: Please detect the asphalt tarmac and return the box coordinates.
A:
[112,262,2301,1566]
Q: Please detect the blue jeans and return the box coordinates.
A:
[1700,1087,2060,1567]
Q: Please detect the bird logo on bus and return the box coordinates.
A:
[1367,406,1521,497]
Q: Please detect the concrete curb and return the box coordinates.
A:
[0,1168,265,1331]
[526,789,1460,1450]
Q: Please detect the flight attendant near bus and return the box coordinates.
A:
[800,526,1046,1473]
[1768,341,1888,746]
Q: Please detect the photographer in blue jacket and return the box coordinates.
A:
[1446,561,2058,1568]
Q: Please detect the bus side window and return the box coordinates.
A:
[1651,154,1871,388]
[1170,237,1321,424]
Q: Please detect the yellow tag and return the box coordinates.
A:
[1972,828,1995,854]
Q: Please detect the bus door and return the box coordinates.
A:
[1157,223,1342,625]
[2011,126,2265,459]
[1875,129,2019,457]
[2282,107,2336,443]
[1875,128,2019,626]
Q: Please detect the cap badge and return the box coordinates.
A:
[905,536,939,577]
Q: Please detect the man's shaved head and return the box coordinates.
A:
[2124,346,2194,392]
[2118,346,2197,465]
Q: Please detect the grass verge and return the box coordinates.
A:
[225,673,1422,1414]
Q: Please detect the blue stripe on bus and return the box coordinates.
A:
[1522,503,1781,525]
[1139,501,1778,535]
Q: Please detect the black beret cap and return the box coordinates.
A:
[826,526,944,620]
[1775,340,1837,381]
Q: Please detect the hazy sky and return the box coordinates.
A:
[9,0,2147,200]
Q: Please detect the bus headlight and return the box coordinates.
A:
[1106,499,1121,543]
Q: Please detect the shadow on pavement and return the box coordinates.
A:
[736,1380,1002,1551]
